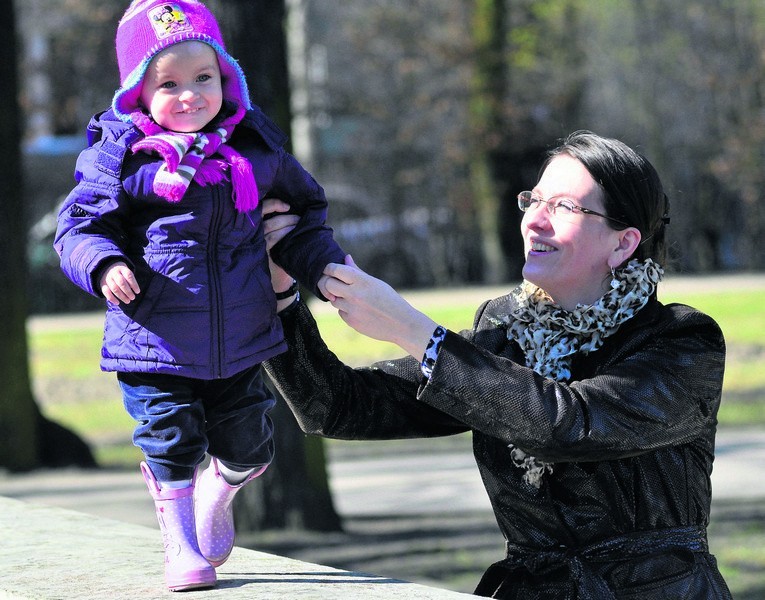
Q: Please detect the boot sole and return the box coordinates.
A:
[168,579,216,592]
[167,572,217,592]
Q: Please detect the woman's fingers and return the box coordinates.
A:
[318,274,337,302]
[263,212,300,254]
[264,214,298,238]
[323,259,365,287]
[261,198,291,217]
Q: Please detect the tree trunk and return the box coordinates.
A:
[470,0,511,283]
[211,0,343,532]
[0,0,95,472]
[234,382,341,532]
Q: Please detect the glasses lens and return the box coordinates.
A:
[517,192,575,222]
[518,192,533,211]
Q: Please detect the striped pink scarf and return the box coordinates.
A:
[129,105,259,213]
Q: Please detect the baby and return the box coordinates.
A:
[55,0,345,591]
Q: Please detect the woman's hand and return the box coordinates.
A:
[320,256,438,359]
[262,198,300,308]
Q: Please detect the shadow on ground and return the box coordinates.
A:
[240,510,504,593]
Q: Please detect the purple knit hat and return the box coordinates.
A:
[112,0,252,122]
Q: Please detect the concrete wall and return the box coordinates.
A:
[0,496,475,599]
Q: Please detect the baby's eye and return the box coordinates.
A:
[160,81,177,90]
[197,74,212,83]
[555,199,576,214]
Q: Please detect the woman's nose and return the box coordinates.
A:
[523,202,552,229]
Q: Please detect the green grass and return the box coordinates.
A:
[32,327,105,379]
[659,289,765,426]
[660,290,765,346]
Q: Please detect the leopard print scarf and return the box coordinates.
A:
[503,258,663,487]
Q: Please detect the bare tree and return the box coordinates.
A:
[0,0,37,469]
[313,0,484,286]
[0,0,94,471]
[472,0,517,282]
[580,0,765,272]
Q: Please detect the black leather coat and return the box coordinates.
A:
[264,292,732,599]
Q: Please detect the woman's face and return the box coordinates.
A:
[521,154,631,309]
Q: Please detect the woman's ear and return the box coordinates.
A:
[609,227,641,268]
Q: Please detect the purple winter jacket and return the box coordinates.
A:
[55,106,346,379]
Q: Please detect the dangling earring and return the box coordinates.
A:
[610,267,619,290]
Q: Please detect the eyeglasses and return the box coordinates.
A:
[517,191,629,228]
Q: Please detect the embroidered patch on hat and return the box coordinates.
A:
[148,4,192,39]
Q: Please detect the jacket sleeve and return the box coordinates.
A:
[263,300,470,440]
[416,303,726,463]
[54,144,132,297]
[266,150,346,300]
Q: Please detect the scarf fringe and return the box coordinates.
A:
[153,181,185,203]
[194,159,229,187]
[220,146,259,212]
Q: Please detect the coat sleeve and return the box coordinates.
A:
[54,144,132,297]
[416,303,726,463]
[263,300,470,440]
[266,150,346,300]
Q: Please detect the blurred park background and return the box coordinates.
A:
[1,0,764,597]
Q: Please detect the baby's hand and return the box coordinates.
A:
[100,261,141,305]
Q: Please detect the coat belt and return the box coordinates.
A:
[478,525,708,599]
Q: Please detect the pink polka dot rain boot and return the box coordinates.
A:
[140,462,217,591]
[194,458,266,567]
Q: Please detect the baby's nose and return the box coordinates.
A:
[178,88,198,102]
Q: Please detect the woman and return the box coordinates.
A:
[263,131,732,599]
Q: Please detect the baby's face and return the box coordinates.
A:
[139,41,223,132]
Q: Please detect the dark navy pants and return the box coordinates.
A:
[118,365,275,482]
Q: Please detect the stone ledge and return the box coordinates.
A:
[0,497,474,599]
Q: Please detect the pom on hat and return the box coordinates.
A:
[112,0,252,122]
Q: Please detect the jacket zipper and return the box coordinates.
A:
[209,187,224,378]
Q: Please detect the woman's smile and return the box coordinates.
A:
[529,240,557,253]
